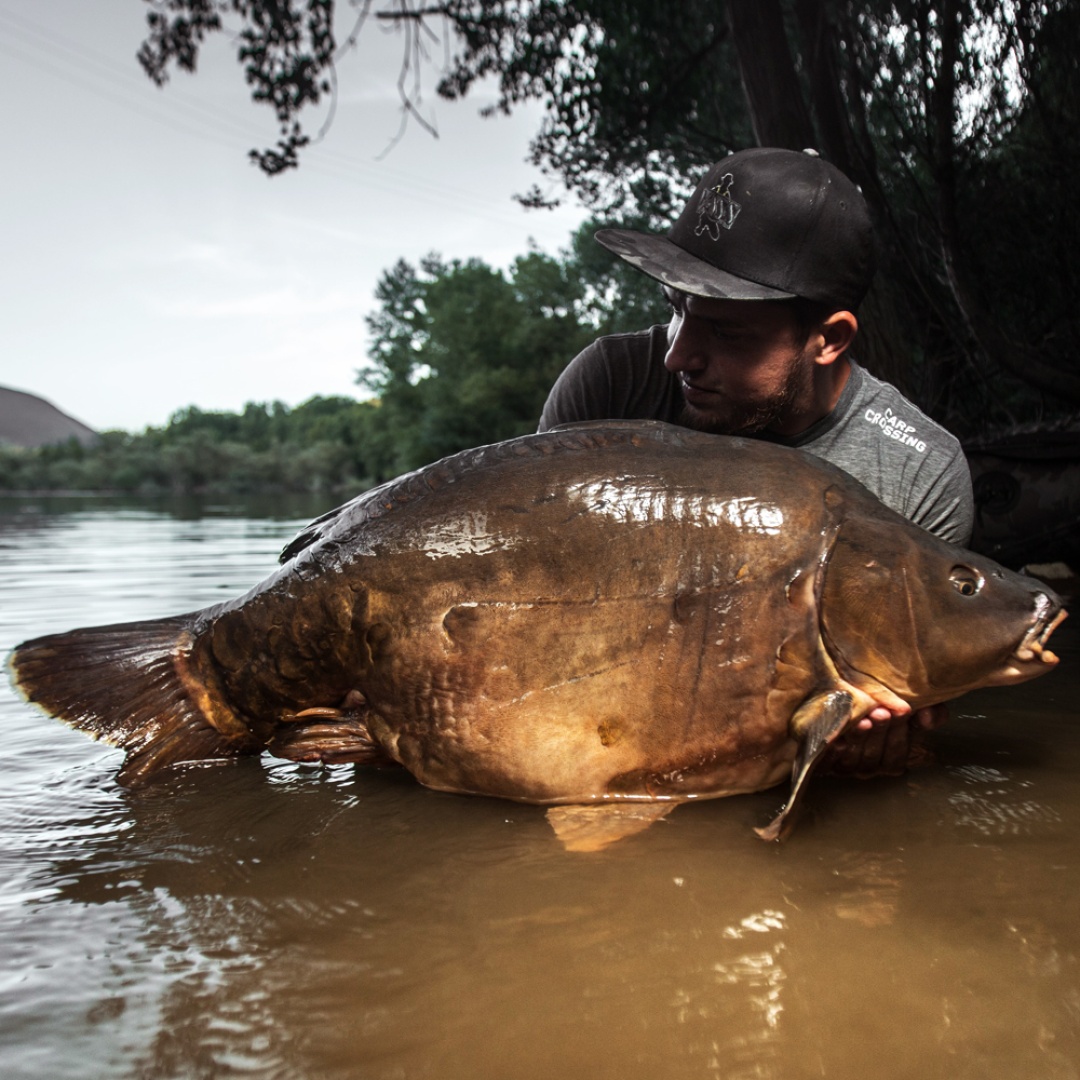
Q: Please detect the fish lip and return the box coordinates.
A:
[1012,601,1067,664]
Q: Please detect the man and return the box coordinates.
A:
[539,147,974,773]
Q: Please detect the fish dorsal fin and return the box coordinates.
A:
[280,421,694,564]
[755,689,853,842]
[546,802,676,852]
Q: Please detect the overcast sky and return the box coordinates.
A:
[0,0,589,432]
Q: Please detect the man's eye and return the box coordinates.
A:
[711,324,745,341]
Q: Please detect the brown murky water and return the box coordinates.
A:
[2,497,1078,1080]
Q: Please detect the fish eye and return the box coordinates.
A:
[950,567,983,596]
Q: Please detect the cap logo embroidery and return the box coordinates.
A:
[695,173,740,240]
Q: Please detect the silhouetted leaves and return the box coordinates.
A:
[139,0,334,173]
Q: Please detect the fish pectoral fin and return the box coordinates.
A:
[755,689,854,842]
[546,802,676,852]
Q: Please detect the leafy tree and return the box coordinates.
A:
[560,216,673,336]
[135,0,1080,436]
[356,214,673,477]
[137,0,335,173]
[359,246,600,475]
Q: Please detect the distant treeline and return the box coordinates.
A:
[7,147,1076,498]
[0,223,668,496]
[0,397,378,496]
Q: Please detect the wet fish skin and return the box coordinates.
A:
[9,421,1066,843]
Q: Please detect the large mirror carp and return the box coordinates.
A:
[9,422,1066,849]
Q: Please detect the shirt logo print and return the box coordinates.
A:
[864,407,927,453]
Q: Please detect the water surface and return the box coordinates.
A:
[1,496,1078,1079]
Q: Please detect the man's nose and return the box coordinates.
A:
[664,317,706,374]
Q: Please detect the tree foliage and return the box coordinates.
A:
[357,220,668,476]
[136,0,1080,436]
[139,0,336,172]
[0,396,376,495]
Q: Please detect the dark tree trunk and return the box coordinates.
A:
[726,0,816,149]
[725,0,918,394]
[792,0,857,174]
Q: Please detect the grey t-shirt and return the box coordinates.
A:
[538,325,974,544]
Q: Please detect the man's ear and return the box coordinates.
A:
[814,310,858,366]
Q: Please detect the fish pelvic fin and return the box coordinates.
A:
[9,615,260,787]
[754,689,853,842]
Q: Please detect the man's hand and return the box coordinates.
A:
[824,704,948,778]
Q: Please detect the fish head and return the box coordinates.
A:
[819,514,1066,706]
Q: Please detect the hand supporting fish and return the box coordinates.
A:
[9,421,1065,850]
[824,703,947,779]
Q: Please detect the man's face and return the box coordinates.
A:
[663,289,816,436]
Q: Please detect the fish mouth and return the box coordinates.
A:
[1012,598,1067,666]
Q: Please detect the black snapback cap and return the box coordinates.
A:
[595,147,875,310]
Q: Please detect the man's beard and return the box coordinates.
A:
[675,360,806,437]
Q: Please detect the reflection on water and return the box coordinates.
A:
[946,763,1064,836]
[1,497,1079,1079]
[0,491,338,523]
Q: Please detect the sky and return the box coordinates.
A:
[0,0,589,432]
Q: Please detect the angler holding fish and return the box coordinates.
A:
[540,147,977,776]
[7,422,1064,849]
[8,148,1065,850]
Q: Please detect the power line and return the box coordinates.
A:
[0,7,271,144]
[0,5,584,244]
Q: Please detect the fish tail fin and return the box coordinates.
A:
[9,615,260,787]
